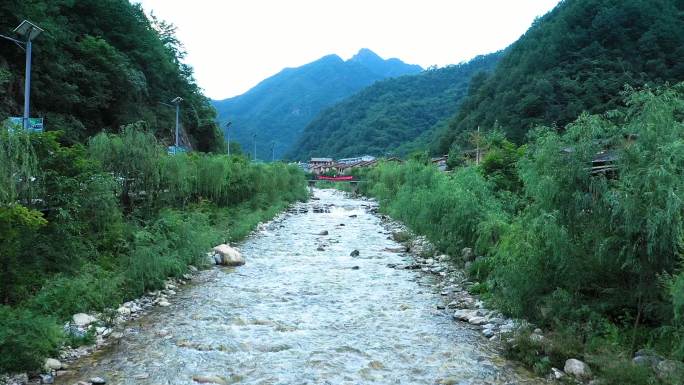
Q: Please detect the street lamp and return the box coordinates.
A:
[224,121,232,156]
[0,20,43,130]
[170,96,183,151]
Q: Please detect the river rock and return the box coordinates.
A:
[72,313,96,327]
[158,300,171,307]
[564,358,592,379]
[633,348,663,368]
[468,316,488,326]
[350,250,360,257]
[318,230,329,235]
[212,244,245,266]
[461,247,474,261]
[117,306,131,316]
[192,375,228,385]
[89,377,106,385]
[655,359,684,383]
[39,374,54,384]
[44,358,62,371]
[550,367,565,380]
[453,309,477,321]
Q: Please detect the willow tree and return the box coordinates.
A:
[89,122,163,216]
[0,125,46,304]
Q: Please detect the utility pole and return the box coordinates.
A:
[171,97,183,152]
[476,125,481,165]
[253,133,257,161]
[23,37,32,129]
[224,121,232,156]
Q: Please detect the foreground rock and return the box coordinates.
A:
[211,244,245,266]
[43,358,62,371]
[72,313,96,327]
[655,359,684,383]
[564,358,592,380]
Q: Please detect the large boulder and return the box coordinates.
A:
[564,358,592,380]
[72,313,96,327]
[655,359,684,384]
[212,244,245,266]
[44,358,62,371]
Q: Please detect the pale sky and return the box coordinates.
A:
[136,0,561,100]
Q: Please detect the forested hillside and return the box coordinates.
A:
[212,49,422,159]
[288,52,502,160]
[0,0,223,151]
[435,0,684,154]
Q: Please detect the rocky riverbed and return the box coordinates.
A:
[12,189,553,385]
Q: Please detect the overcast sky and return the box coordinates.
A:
[135,0,561,100]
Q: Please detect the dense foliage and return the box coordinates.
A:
[435,0,684,154]
[0,0,224,151]
[287,53,501,160]
[212,48,422,160]
[359,85,684,384]
[0,125,307,372]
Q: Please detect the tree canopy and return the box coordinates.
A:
[435,0,684,154]
[0,0,224,151]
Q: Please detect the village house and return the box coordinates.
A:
[309,157,335,175]
[431,155,448,171]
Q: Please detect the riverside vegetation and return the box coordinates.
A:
[0,125,307,373]
[354,84,684,385]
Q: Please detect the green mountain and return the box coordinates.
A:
[287,53,502,160]
[0,0,223,151]
[212,49,422,159]
[435,0,684,153]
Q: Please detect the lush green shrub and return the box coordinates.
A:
[27,265,123,320]
[361,84,684,379]
[362,160,502,257]
[0,306,62,373]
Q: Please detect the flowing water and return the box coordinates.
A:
[56,189,543,385]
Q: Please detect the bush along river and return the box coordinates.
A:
[51,189,545,385]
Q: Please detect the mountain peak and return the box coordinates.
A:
[347,48,422,78]
[350,48,382,62]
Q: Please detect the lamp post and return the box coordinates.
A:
[170,97,183,151]
[1,20,43,130]
[224,121,232,156]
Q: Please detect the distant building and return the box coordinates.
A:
[309,157,335,175]
[309,157,334,167]
[338,155,376,165]
[431,155,448,171]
